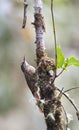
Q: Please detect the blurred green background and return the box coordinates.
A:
[0,0,79,130]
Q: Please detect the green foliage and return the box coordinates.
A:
[67,57,79,67]
[57,45,65,68]
[57,45,79,69]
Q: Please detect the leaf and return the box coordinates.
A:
[62,58,68,70]
[57,45,65,68]
[56,46,79,69]
[67,57,79,67]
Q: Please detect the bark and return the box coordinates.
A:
[32,0,46,65]
[21,0,64,130]
[22,0,28,28]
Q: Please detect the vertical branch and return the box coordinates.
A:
[21,1,79,130]
[22,0,28,28]
[51,0,57,76]
[21,1,63,130]
[32,0,46,65]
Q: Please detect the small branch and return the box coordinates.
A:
[22,0,28,28]
[57,87,79,124]
[57,87,64,99]
[76,111,79,121]
[56,88,68,130]
[61,105,68,130]
[51,0,57,76]
[56,69,64,77]
[56,58,69,77]
[64,87,79,93]
[57,87,79,112]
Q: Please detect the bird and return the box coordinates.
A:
[21,57,40,100]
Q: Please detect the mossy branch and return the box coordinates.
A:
[21,0,63,130]
[21,0,79,130]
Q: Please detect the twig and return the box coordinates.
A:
[56,69,64,77]
[61,105,68,130]
[57,87,79,124]
[57,87,79,112]
[76,111,79,121]
[56,88,68,130]
[51,0,57,76]
[64,87,79,93]
[22,0,28,28]
[57,87,64,99]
